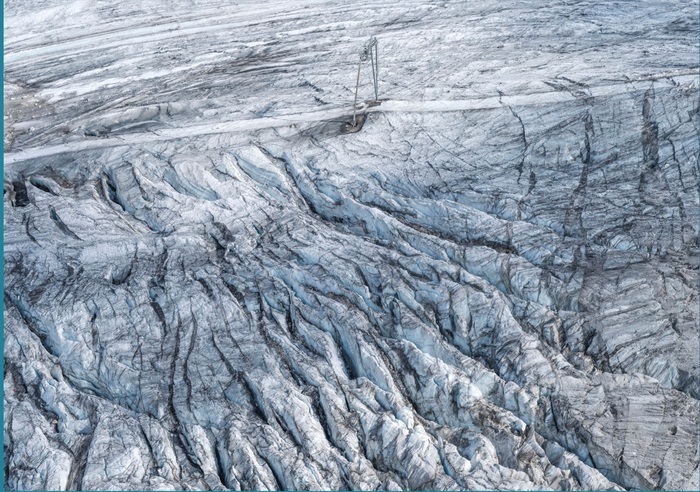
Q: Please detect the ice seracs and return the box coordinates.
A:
[4,0,699,490]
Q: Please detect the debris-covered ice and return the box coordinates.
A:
[4,0,699,490]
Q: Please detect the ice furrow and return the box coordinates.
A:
[4,0,698,490]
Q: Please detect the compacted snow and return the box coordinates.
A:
[4,0,699,490]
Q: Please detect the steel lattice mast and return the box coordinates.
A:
[352,36,379,127]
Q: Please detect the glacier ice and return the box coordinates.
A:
[4,0,699,490]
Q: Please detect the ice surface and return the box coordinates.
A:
[4,0,699,490]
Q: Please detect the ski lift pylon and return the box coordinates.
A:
[349,36,380,130]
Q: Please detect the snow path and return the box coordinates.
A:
[5,71,696,165]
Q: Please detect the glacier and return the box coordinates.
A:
[3,0,699,490]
